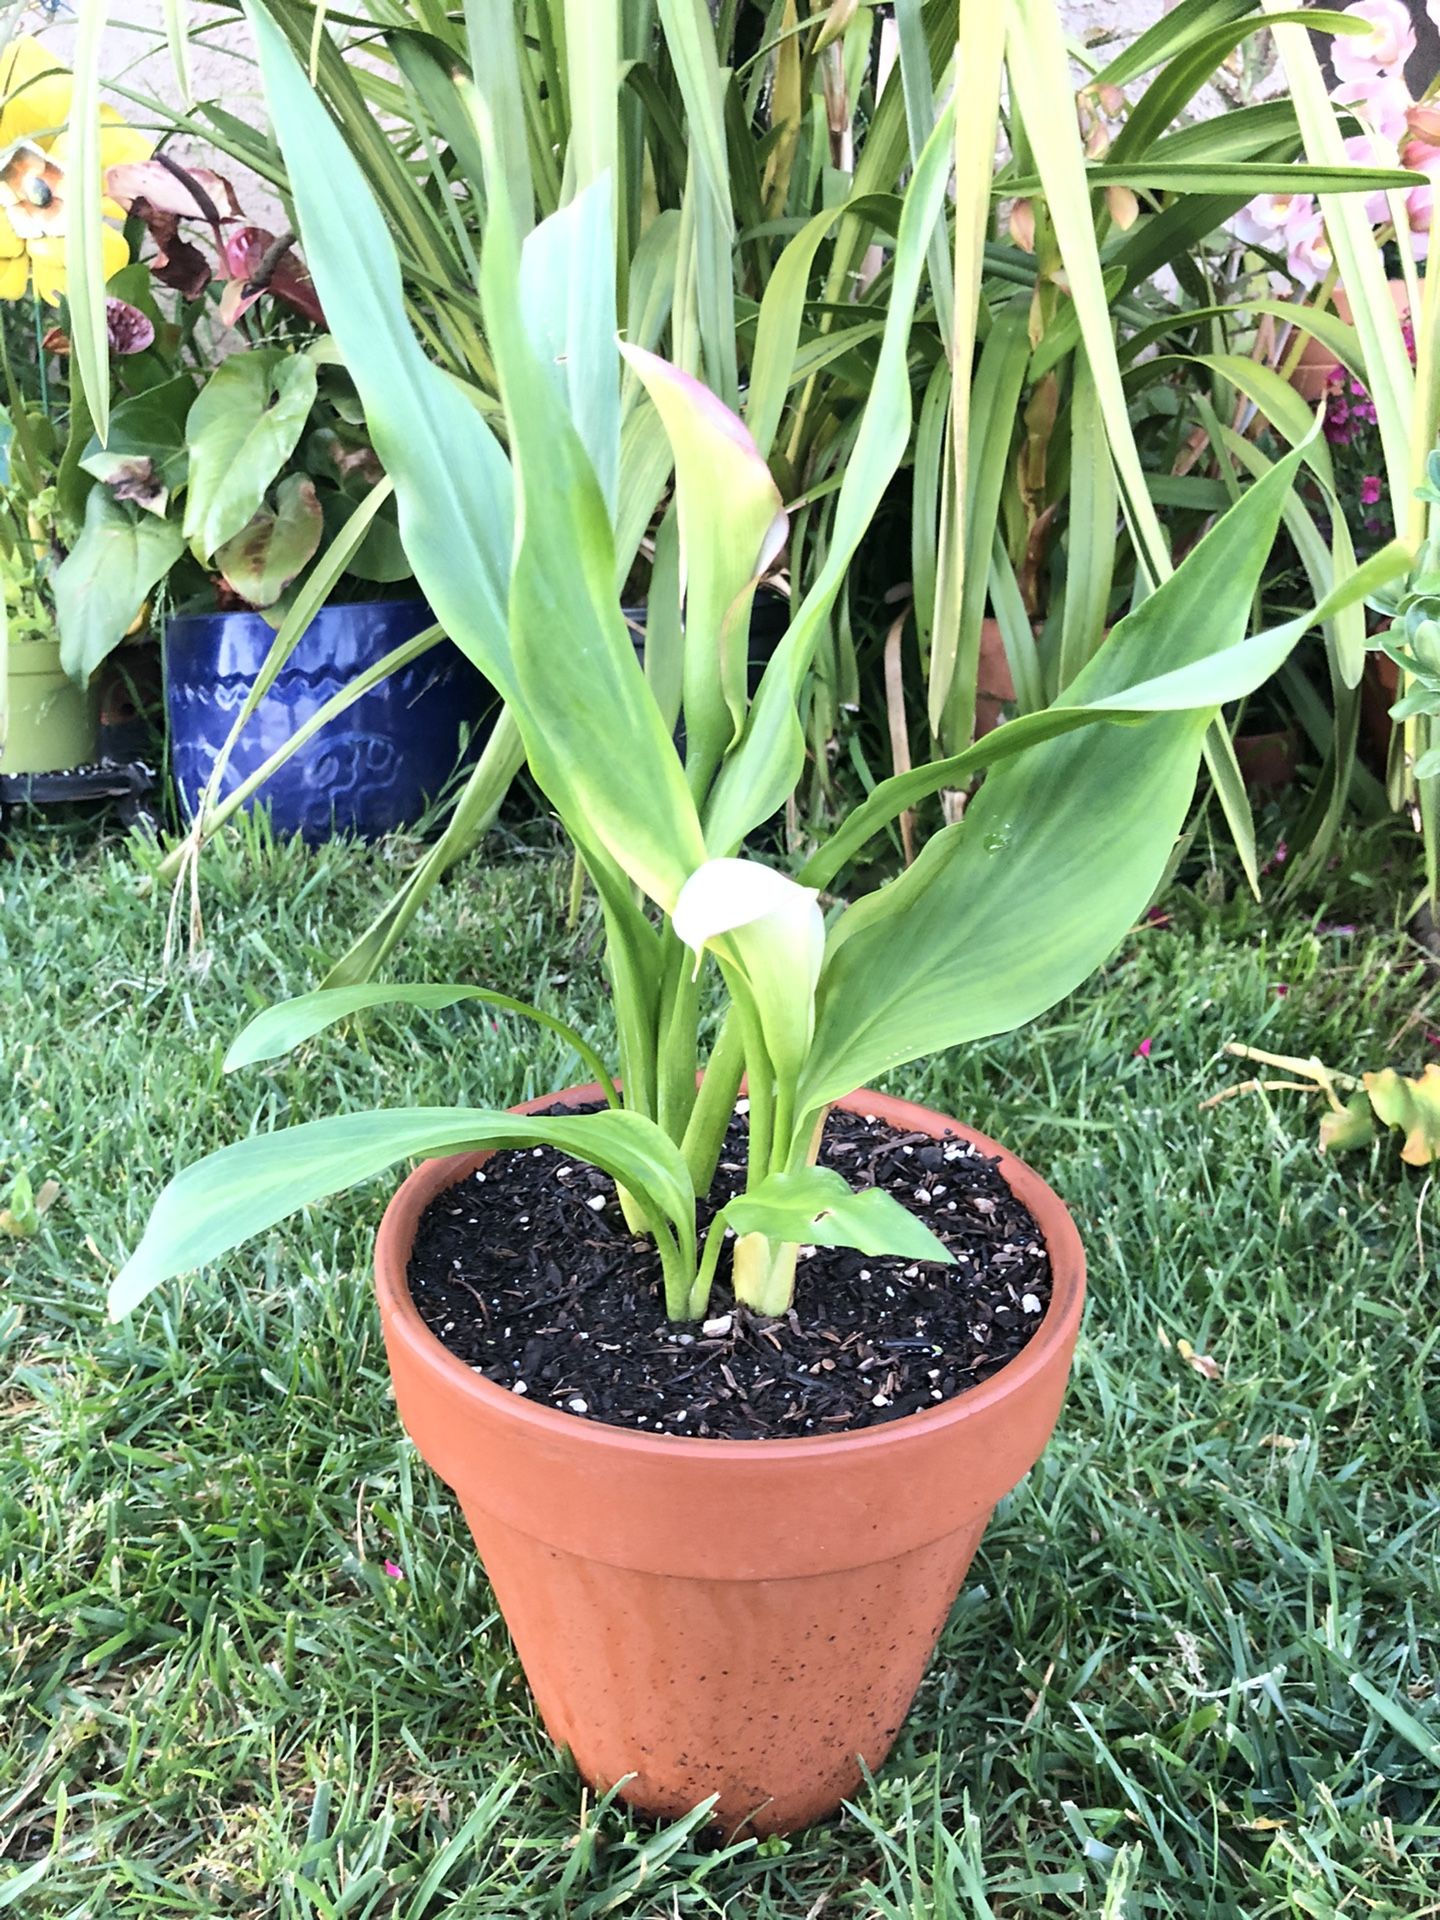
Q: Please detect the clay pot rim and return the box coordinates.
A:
[374,1083,1085,1466]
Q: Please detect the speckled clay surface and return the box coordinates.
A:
[374,1086,1086,1835]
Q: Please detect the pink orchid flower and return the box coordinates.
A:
[1343,129,1402,225]
[1231,189,1313,251]
[1331,0,1416,87]
[1400,135,1440,254]
[1286,207,1335,289]
[1335,70,1414,142]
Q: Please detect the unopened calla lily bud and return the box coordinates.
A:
[673,859,825,1080]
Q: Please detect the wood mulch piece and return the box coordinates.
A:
[406,1105,1052,1441]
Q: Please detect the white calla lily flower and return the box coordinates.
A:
[672,859,825,1081]
[673,858,824,980]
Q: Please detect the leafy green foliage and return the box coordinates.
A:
[801,445,1323,1108]
[212,474,325,608]
[110,1105,697,1322]
[80,376,193,507]
[51,487,185,681]
[224,981,619,1104]
[111,0,1414,1322]
[724,1167,954,1267]
[181,349,319,561]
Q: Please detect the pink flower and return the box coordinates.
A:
[1360,474,1383,505]
[1231,190,1313,251]
[1402,136,1440,255]
[383,1560,404,1580]
[1274,984,1290,997]
[1343,130,1401,225]
[1135,1038,1153,1059]
[1335,71,1414,141]
[106,299,154,356]
[1286,208,1334,288]
[1145,907,1172,927]
[1331,1,1416,86]
[1262,840,1290,874]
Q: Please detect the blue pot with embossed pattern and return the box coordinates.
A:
[165,599,493,842]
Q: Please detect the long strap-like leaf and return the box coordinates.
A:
[65,1,112,447]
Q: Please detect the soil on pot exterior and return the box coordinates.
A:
[405,1105,1052,1441]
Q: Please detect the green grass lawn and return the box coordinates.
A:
[3,810,1438,1917]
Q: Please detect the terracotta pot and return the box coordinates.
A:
[976,618,1017,738]
[373,1085,1085,1836]
[1234,726,1299,794]
[1291,280,1410,404]
[1362,648,1401,769]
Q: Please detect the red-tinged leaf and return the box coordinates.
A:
[133,200,211,298]
[213,473,323,607]
[106,160,243,222]
[220,226,324,326]
[618,343,786,786]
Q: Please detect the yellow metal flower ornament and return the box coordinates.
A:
[0,34,152,302]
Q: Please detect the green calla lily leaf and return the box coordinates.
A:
[725,1166,954,1266]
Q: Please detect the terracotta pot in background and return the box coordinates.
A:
[1291,281,1410,404]
[1362,648,1402,769]
[1234,726,1299,794]
[976,617,1017,738]
[374,1085,1085,1836]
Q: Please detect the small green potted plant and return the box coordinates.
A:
[102,5,1403,1836]
[0,316,155,779]
[0,479,100,773]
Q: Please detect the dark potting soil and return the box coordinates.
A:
[406,1106,1052,1441]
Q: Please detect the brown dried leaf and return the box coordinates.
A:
[1177,1337,1222,1382]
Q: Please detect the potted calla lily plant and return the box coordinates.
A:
[108,3,1405,1836]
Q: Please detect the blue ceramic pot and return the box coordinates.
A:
[166,600,492,842]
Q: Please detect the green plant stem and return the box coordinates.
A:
[31,297,49,419]
[728,986,774,1192]
[655,933,701,1146]
[0,329,43,494]
[688,1210,729,1318]
[54,374,93,531]
[771,1075,796,1179]
[680,1009,745,1193]
[730,1232,799,1316]
[649,1213,695,1320]
[788,1101,830,1174]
